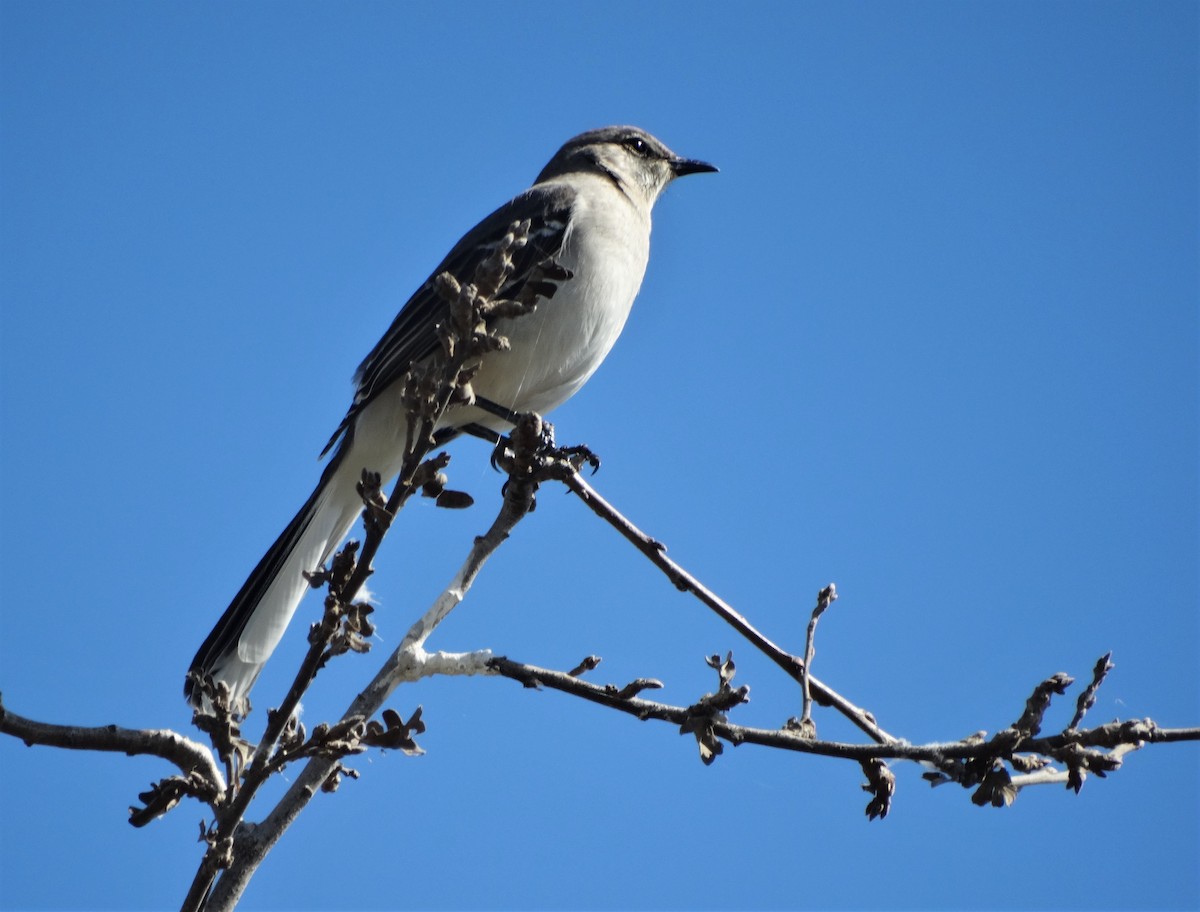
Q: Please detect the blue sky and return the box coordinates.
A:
[1,2,1196,910]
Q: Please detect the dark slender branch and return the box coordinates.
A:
[558,470,893,745]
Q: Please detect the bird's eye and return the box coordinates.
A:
[624,136,649,155]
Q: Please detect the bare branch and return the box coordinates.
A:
[0,693,225,803]
[485,654,995,764]
[201,411,569,910]
[558,469,893,745]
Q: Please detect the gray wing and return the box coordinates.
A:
[321,183,576,457]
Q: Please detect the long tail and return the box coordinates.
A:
[184,450,366,714]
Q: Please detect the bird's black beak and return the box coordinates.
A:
[670,157,719,177]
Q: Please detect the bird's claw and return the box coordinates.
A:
[490,413,601,480]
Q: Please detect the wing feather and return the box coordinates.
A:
[320,184,576,457]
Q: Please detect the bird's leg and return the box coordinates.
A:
[473,396,522,425]
[431,426,465,447]
[456,422,502,445]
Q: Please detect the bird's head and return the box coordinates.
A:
[536,126,717,207]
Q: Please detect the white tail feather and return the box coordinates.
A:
[195,452,370,713]
[236,469,361,666]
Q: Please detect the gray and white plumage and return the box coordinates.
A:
[185,126,717,713]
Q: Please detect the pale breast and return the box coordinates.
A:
[470,173,651,418]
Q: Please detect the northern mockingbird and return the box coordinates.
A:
[185,126,717,714]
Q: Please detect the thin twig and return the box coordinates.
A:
[798,584,838,737]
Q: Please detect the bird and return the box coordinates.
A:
[185,126,717,714]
